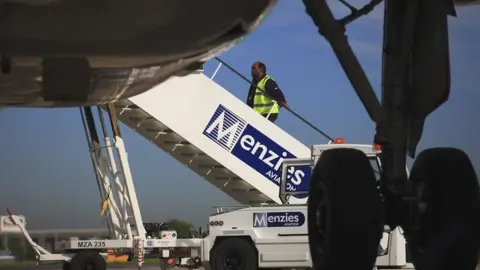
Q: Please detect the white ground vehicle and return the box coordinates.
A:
[5,64,410,270]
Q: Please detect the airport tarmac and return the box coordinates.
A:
[2,268,196,270]
[0,261,418,270]
[0,263,418,270]
[0,264,199,270]
[0,262,419,270]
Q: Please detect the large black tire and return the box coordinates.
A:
[69,251,106,270]
[210,238,257,270]
[308,148,384,270]
[62,261,70,270]
[408,148,480,270]
[159,258,168,270]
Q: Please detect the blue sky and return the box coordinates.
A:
[1,1,479,229]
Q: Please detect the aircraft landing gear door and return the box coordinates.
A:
[280,158,313,204]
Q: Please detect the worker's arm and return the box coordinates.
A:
[246,85,255,108]
[265,80,289,108]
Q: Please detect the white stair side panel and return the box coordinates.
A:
[111,100,271,205]
[126,72,311,204]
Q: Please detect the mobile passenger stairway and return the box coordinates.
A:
[5,59,408,270]
[110,62,315,206]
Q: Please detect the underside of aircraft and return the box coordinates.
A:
[0,0,478,107]
[0,0,277,106]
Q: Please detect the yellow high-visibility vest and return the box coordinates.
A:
[253,75,279,115]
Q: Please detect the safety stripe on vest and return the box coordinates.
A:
[253,102,276,108]
[254,91,270,97]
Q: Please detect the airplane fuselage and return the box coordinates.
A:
[0,0,476,107]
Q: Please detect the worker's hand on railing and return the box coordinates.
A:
[280,101,290,109]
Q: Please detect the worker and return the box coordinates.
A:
[246,61,289,123]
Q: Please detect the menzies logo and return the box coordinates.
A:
[203,105,311,194]
[203,106,247,151]
[253,212,305,227]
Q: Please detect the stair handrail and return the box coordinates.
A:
[212,57,334,142]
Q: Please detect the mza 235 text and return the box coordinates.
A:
[77,240,106,248]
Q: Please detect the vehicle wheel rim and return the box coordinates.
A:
[222,251,245,270]
[314,182,328,255]
[84,263,94,270]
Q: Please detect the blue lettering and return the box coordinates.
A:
[253,212,305,227]
[203,105,311,196]
[239,134,288,177]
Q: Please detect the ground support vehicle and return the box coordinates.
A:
[4,60,412,269]
[6,108,409,269]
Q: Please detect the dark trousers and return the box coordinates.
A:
[261,113,278,123]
